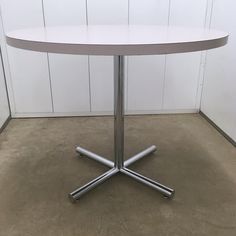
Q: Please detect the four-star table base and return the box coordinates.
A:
[69,56,175,203]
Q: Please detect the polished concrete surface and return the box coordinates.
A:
[0,114,236,236]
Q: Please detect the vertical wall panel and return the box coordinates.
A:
[46,54,90,112]
[87,0,128,112]
[163,0,208,110]
[89,56,113,112]
[43,0,86,26]
[195,0,213,109]
[43,0,90,112]
[87,0,128,25]
[0,51,9,127]
[0,8,13,117]
[201,0,236,142]
[0,6,14,114]
[129,0,169,25]
[128,0,169,111]
[1,0,52,113]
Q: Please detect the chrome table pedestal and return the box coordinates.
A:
[69,56,175,203]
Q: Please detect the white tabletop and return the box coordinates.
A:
[6,25,228,56]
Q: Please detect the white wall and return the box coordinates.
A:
[127,0,169,112]
[43,0,90,113]
[201,0,236,142]
[0,0,211,117]
[0,52,9,128]
[87,0,128,112]
[163,0,208,110]
[0,10,9,128]
[1,0,53,114]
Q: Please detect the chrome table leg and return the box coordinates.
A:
[76,146,114,168]
[69,168,119,202]
[124,145,157,167]
[120,167,175,198]
[70,55,175,202]
[113,55,125,170]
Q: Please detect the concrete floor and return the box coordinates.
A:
[0,114,236,236]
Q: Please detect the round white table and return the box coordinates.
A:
[6,25,228,203]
